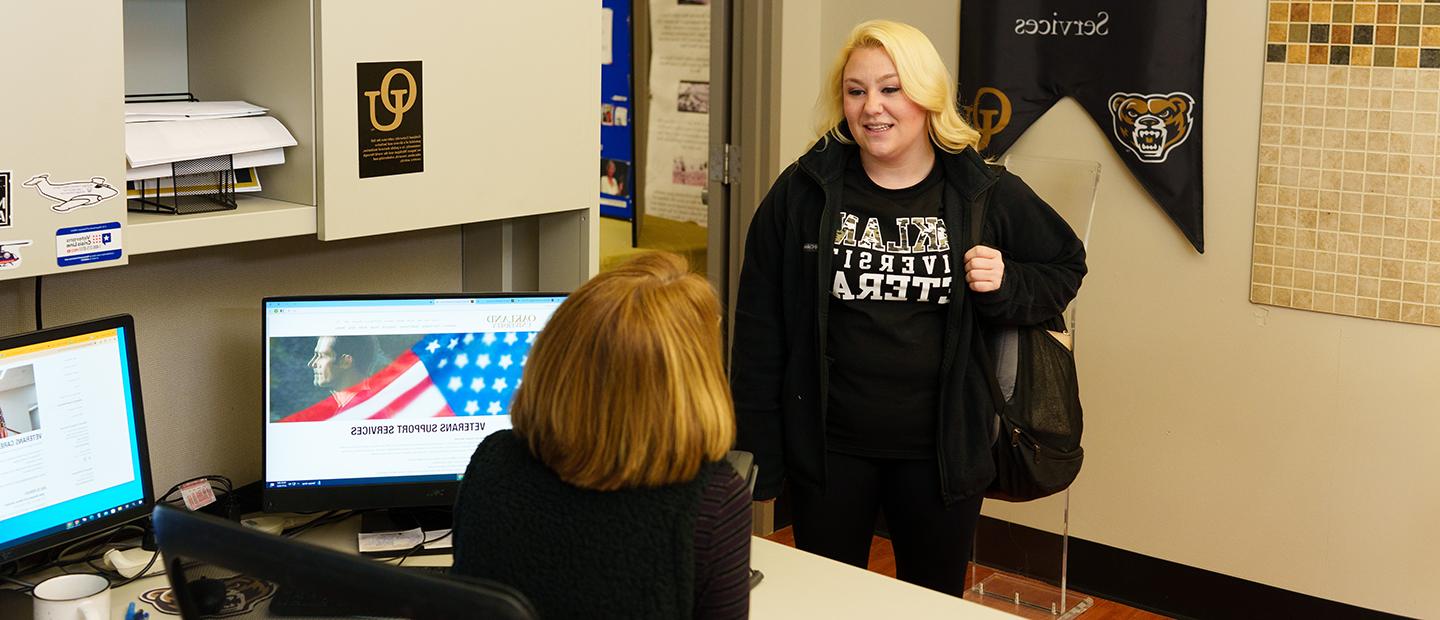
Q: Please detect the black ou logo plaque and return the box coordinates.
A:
[358,61,424,179]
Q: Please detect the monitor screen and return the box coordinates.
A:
[0,315,153,563]
[262,294,566,512]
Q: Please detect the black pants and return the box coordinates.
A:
[791,451,984,597]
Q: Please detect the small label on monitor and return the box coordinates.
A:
[179,479,217,511]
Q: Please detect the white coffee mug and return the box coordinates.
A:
[32,573,111,620]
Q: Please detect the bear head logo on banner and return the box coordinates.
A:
[1108,92,1196,163]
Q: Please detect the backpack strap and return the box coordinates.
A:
[968,170,1008,412]
[969,185,989,249]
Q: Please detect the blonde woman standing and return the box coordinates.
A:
[731,20,1086,595]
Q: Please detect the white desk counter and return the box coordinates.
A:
[750,537,1015,619]
[18,523,1014,619]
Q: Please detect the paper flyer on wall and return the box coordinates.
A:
[644,0,710,226]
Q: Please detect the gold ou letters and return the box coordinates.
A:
[364,68,418,132]
[967,87,1012,151]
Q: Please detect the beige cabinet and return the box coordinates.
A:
[311,3,598,240]
[0,0,598,282]
[0,2,129,279]
[191,1,599,242]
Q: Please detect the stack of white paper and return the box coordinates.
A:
[124,100,298,198]
[126,116,297,168]
[124,100,268,123]
[126,148,285,182]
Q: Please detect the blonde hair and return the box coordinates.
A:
[510,252,735,491]
[816,20,980,153]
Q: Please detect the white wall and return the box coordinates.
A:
[773,2,1439,616]
[777,0,823,172]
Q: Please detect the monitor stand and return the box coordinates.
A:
[357,508,454,558]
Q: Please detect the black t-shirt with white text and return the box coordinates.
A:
[826,157,949,458]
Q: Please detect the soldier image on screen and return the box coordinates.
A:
[308,335,382,410]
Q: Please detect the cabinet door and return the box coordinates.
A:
[314,2,599,240]
[0,1,128,280]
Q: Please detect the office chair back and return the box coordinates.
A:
[151,505,537,619]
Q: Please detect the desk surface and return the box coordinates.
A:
[750,537,1013,619]
[81,520,1011,618]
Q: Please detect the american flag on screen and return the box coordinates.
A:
[279,332,537,422]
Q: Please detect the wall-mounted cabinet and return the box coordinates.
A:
[0,3,129,278]
[0,0,598,280]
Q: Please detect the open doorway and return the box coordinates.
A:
[599,0,728,286]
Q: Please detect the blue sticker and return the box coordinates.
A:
[56,222,123,267]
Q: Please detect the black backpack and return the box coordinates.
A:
[969,168,1085,502]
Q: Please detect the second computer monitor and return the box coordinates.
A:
[0,314,153,564]
[261,294,566,513]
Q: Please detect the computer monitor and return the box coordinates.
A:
[261,294,566,514]
[0,315,154,564]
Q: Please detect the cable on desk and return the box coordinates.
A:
[17,474,237,586]
[392,529,453,568]
[80,525,144,573]
[0,524,151,592]
[156,475,233,504]
[283,510,362,539]
[156,475,238,521]
[42,524,143,573]
[0,573,36,592]
[109,548,163,587]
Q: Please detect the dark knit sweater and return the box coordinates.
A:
[451,430,745,619]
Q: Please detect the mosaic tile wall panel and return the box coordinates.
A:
[1253,1,1440,326]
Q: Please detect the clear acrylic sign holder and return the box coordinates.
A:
[964,153,1100,620]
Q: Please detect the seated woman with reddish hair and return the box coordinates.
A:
[451,252,751,619]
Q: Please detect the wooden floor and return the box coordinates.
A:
[764,527,1170,620]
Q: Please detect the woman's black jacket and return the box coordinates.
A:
[730,138,1087,505]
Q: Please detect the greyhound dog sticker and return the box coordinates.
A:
[23,174,119,213]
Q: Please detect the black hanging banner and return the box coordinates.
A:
[960,1,1207,252]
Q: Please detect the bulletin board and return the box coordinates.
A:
[601,0,636,220]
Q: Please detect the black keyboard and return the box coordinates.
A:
[269,565,451,617]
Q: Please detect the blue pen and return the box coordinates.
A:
[124,602,136,620]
